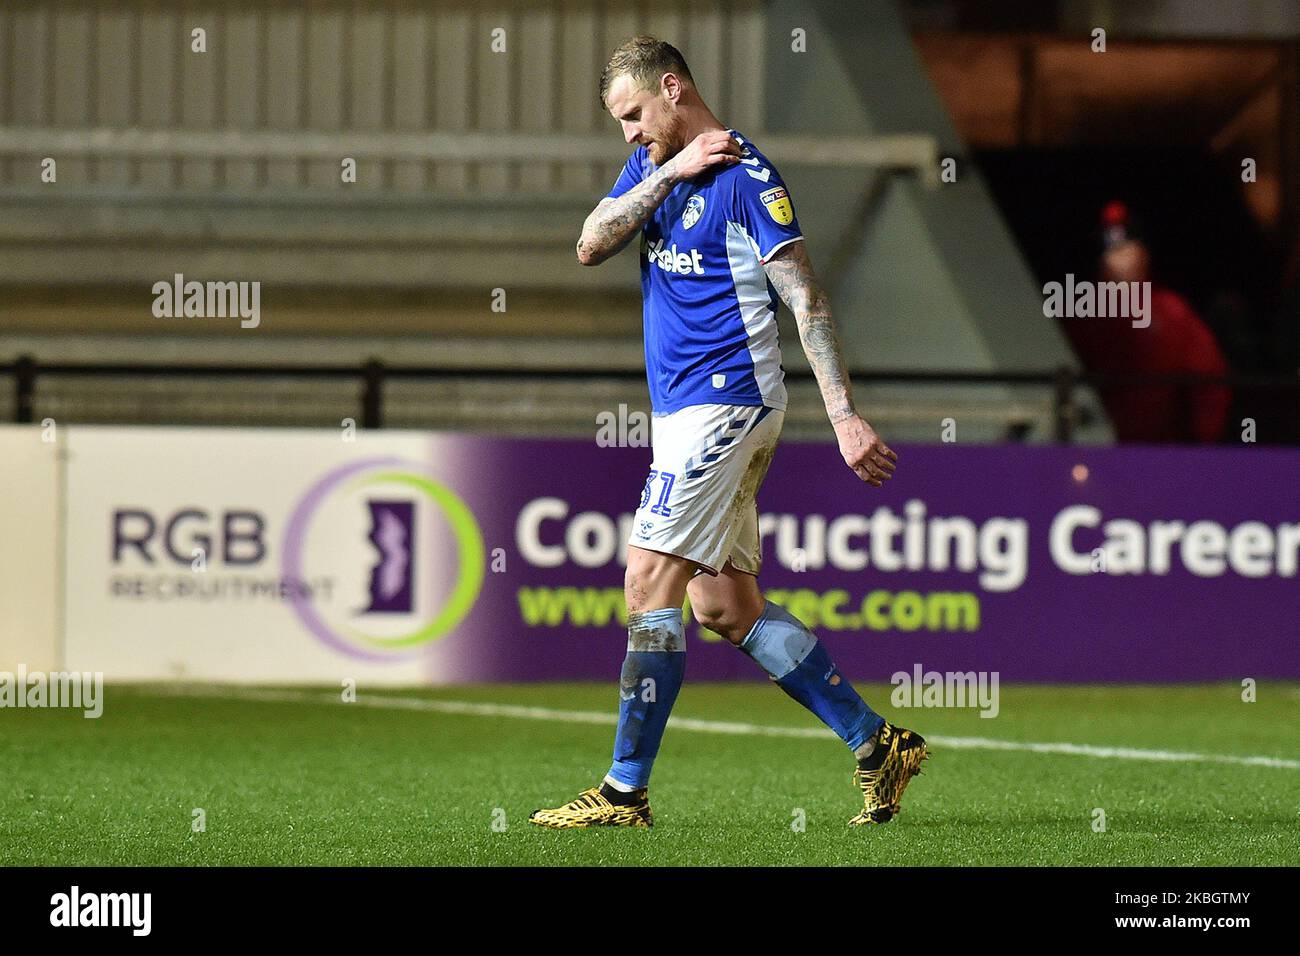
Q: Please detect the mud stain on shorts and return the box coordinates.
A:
[720,435,778,543]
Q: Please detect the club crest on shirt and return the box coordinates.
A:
[682,195,705,229]
[760,186,794,225]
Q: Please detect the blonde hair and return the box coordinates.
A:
[599,36,695,104]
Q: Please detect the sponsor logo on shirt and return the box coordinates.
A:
[760,186,794,225]
[647,237,705,275]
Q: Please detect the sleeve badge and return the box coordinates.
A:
[759,186,795,225]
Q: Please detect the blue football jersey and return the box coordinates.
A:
[605,129,803,414]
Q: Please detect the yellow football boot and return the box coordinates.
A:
[529,786,653,829]
[849,722,929,825]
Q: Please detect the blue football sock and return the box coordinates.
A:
[606,607,687,789]
[737,601,883,752]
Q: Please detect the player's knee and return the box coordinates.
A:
[624,562,669,616]
[691,602,745,644]
[624,567,648,614]
[624,548,693,614]
[690,601,724,631]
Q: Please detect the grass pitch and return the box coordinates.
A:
[3,681,1297,866]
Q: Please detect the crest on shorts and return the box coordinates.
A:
[682,195,705,230]
[760,186,794,225]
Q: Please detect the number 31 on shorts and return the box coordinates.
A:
[639,470,676,517]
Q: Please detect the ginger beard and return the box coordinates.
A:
[644,102,687,167]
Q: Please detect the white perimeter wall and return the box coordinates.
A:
[0,425,59,671]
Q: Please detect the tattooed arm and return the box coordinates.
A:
[763,241,898,486]
[575,166,681,266]
[577,130,742,266]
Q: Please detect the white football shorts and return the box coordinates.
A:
[629,402,784,576]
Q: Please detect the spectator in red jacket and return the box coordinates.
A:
[1061,201,1231,443]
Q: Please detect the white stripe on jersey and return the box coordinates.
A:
[724,220,788,411]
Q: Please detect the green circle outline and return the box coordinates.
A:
[344,471,485,649]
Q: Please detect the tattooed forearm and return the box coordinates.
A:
[799,310,856,424]
[576,163,681,266]
[763,242,856,424]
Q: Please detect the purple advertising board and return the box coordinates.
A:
[415,439,1300,684]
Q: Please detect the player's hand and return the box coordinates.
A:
[833,415,897,487]
[664,130,742,181]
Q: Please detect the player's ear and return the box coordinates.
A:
[661,72,682,103]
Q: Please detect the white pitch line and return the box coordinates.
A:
[136,684,1300,771]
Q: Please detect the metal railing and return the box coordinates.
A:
[6,355,1295,442]
[0,127,940,180]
